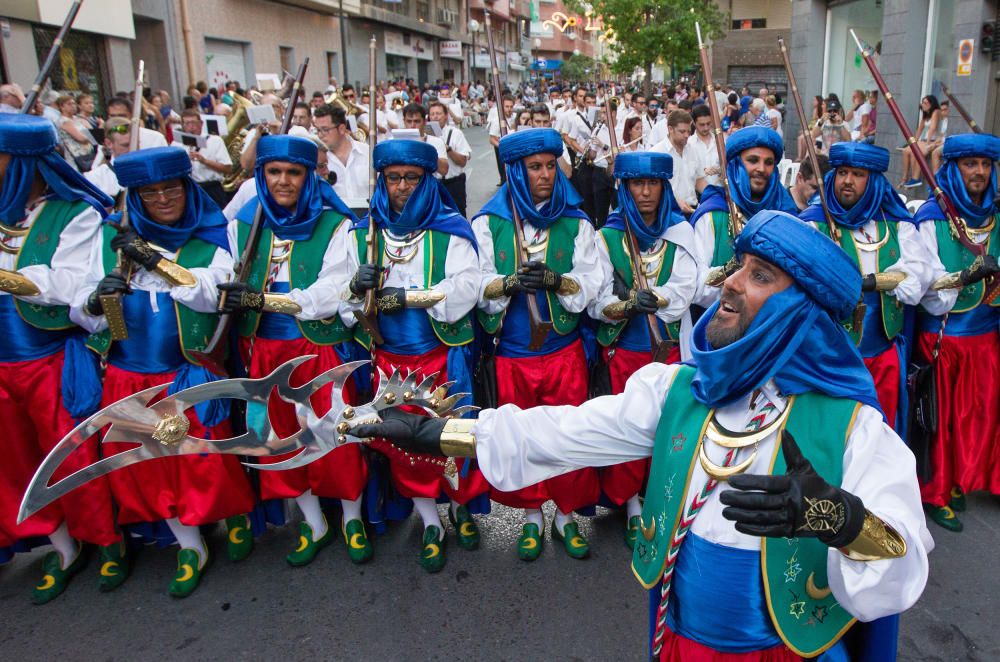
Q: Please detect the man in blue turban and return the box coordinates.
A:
[221,134,372,568]
[911,133,1000,532]
[344,139,488,573]
[690,126,798,309]
[0,113,122,604]
[76,146,256,598]
[799,142,922,431]
[355,210,932,661]
[588,151,699,547]
[473,127,603,561]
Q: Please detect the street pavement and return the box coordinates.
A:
[1,125,998,661]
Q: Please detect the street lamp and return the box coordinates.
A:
[469,19,482,82]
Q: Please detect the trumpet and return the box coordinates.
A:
[390,96,405,111]
[325,90,367,141]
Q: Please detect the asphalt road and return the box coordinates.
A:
[1,126,997,661]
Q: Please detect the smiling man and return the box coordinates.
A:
[356,210,932,661]
[912,134,1000,532]
[77,146,256,598]
[689,126,798,308]
[474,128,603,562]
[221,135,371,567]
[799,143,924,430]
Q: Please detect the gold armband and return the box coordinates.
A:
[439,418,477,458]
[931,270,963,291]
[0,269,40,297]
[873,272,907,291]
[262,294,303,315]
[556,275,581,296]
[838,511,907,562]
[705,257,740,287]
[602,296,633,321]
[404,289,447,308]
[152,259,197,287]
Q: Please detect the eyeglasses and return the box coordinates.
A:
[384,173,422,185]
[315,126,337,135]
[106,124,130,135]
[138,185,185,202]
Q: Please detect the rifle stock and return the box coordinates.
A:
[355,36,383,345]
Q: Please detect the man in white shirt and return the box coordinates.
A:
[429,101,471,217]
[651,109,698,214]
[90,97,167,169]
[530,104,573,177]
[688,104,721,194]
[85,118,132,198]
[400,103,449,178]
[172,109,233,207]
[437,86,465,127]
[562,87,598,219]
[488,95,515,185]
[313,104,369,208]
[291,102,313,132]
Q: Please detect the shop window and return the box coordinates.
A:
[280,46,295,74]
[33,26,110,114]
[732,18,767,30]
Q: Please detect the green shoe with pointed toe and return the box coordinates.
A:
[553,521,590,559]
[624,516,641,551]
[449,505,480,551]
[97,541,129,592]
[342,519,373,564]
[949,487,967,512]
[226,514,254,562]
[516,523,542,562]
[420,525,446,573]
[168,547,208,598]
[286,520,334,567]
[927,505,963,532]
[32,547,87,605]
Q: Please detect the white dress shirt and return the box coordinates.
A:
[172,134,231,183]
[328,138,370,206]
[440,126,472,179]
[650,138,699,207]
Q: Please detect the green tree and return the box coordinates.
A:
[560,53,597,83]
[567,0,727,95]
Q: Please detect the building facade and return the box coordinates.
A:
[710,0,791,93]
[529,0,599,80]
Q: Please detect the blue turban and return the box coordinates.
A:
[800,142,910,229]
[689,210,881,413]
[920,133,1000,228]
[112,147,228,252]
[0,114,113,223]
[358,139,476,247]
[237,135,356,240]
[479,128,588,229]
[690,126,797,228]
[605,152,686,250]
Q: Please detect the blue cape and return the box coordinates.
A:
[799,169,911,229]
[479,160,588,229]
[689,180,798,228]
[934,159,997,228]
[236,176,357,241]
[0,152,113,224]
[110,178,230,253]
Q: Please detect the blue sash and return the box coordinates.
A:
[496,290,579,358]
[918,304,999,337]
[616,315,673,353]
[108,291,185,373]
[0,296,69,362]
[257,283,305,341]
[379,307,440,356]
[858,290,893,358]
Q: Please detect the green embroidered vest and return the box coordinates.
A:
[352,227,474,349]
[816,219,903,344]
[237,210,352,345]
[14,199,90,330]
[707,210,735,268]
[928,216,1000,313]
[477,214,579,335]
[633,366,861,657]
[595,227,680,346]
[86,224,221,365]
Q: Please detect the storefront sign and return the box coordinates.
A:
[385,30,434,60]
[440,40,462,59]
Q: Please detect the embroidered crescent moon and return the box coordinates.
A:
[806,572,832,600]
[640,516,656,542]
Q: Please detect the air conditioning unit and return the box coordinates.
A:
[437,9,457,24]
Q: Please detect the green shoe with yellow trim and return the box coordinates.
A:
[949,487,967,512]
[168,547,208,598]
[449,504,480,551]
[342,518,373,564]
[286,520,333,567]
[97,540,129,592]
[624,516,641,551]
[32,547,87,605]
[516,523,542,562]
[419,525,446,573]
[553,521,590,559]
[927,505,963,532]
[226,514,253,562]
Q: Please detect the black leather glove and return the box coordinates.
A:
[350,264,383,296]
[85,273,130,316]
[217,282,264,314]
[375,287,406,314]
[352,407,448,456]
[960,254,1000,286]
[719,431,865,548]
[611,269,631,301]
[518,261,562,292]
[860,273,877,292]
[501,272,530,296]
[110,227,162,271]
[626,290,660,318]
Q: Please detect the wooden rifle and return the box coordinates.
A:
[354,36,383,345]
[940,83,982,134]
[777,37,840,242]
[191,58,310,376]
[484,3,552,350]
[850,30,1000,303]
[603,97,670,363]
[21,1,84,114]
[99,59,144,340]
